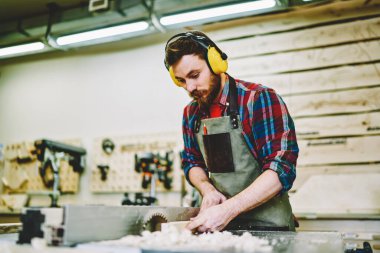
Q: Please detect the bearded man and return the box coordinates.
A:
[164,31,299,233]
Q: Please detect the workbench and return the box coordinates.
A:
[1,230,344,253]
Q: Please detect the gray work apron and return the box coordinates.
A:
[194,76,295,231]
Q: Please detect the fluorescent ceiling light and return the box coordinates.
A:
[56,21,149,46]
[160,0,276,26]
[0,42,45,57]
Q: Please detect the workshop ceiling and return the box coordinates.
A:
[1,1,253,47]
[0,0,324,58]
[0,0,246,22]
[0,0,88,22]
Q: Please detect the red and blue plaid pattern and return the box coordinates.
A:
[181,77,298,193]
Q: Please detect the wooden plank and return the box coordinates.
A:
[220,17,380,58]
[292,164,380,193]
[295,112,380,139]
[245,63,380,96]
[229,40,380,76]
[0,223,22,234]
[297,220,380,233]
[290,173,380,214]
[208,0,380,41]
[297,136,380,166]
[283,87,380,117]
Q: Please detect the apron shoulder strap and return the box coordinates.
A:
[227,75,239,129]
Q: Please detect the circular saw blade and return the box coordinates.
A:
[142,212,168,232]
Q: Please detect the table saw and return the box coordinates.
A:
[1,205,374,253]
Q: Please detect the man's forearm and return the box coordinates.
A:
[188,167,216,196]
[223,169,282,218]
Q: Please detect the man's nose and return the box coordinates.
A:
[186,81,197,93]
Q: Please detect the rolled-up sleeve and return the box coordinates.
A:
[181,105,207,185]
[251,89,298,193]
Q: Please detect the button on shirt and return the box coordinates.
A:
[181,77,299,193]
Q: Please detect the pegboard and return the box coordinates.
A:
[91,132,183,193]
[1,139,82,194]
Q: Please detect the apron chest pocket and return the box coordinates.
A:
[203,132,235,173]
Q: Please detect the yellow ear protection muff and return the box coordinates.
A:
[164,32,228,86]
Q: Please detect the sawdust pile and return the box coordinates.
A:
[95,228,272,252]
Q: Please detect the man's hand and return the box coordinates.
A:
[186,201,238,233]
[200,188,227,212]
[187,167,234,232]
[188,167,227,211]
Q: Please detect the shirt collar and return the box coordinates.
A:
[217,75,229,106]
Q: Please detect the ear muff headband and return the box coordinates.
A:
[164,32,228,86]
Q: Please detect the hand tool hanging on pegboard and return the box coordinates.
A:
[101,138,115,155]
[33,139,86,207]
[135,152,173,188]
[133,151,174,205]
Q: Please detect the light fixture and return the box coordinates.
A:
[0,42,45,58]
[56,21,150,46]
[160,0,277,26]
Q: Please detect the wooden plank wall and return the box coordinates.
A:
[209,0,380,214]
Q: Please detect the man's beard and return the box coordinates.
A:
[190,74,221,110]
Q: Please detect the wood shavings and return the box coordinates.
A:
[31,237,47,250]
[0,241,12,253]
[94,230,272,252]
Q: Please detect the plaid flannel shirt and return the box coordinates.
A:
[181,77,298,193]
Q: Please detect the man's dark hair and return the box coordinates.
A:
[164,31,213,68]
